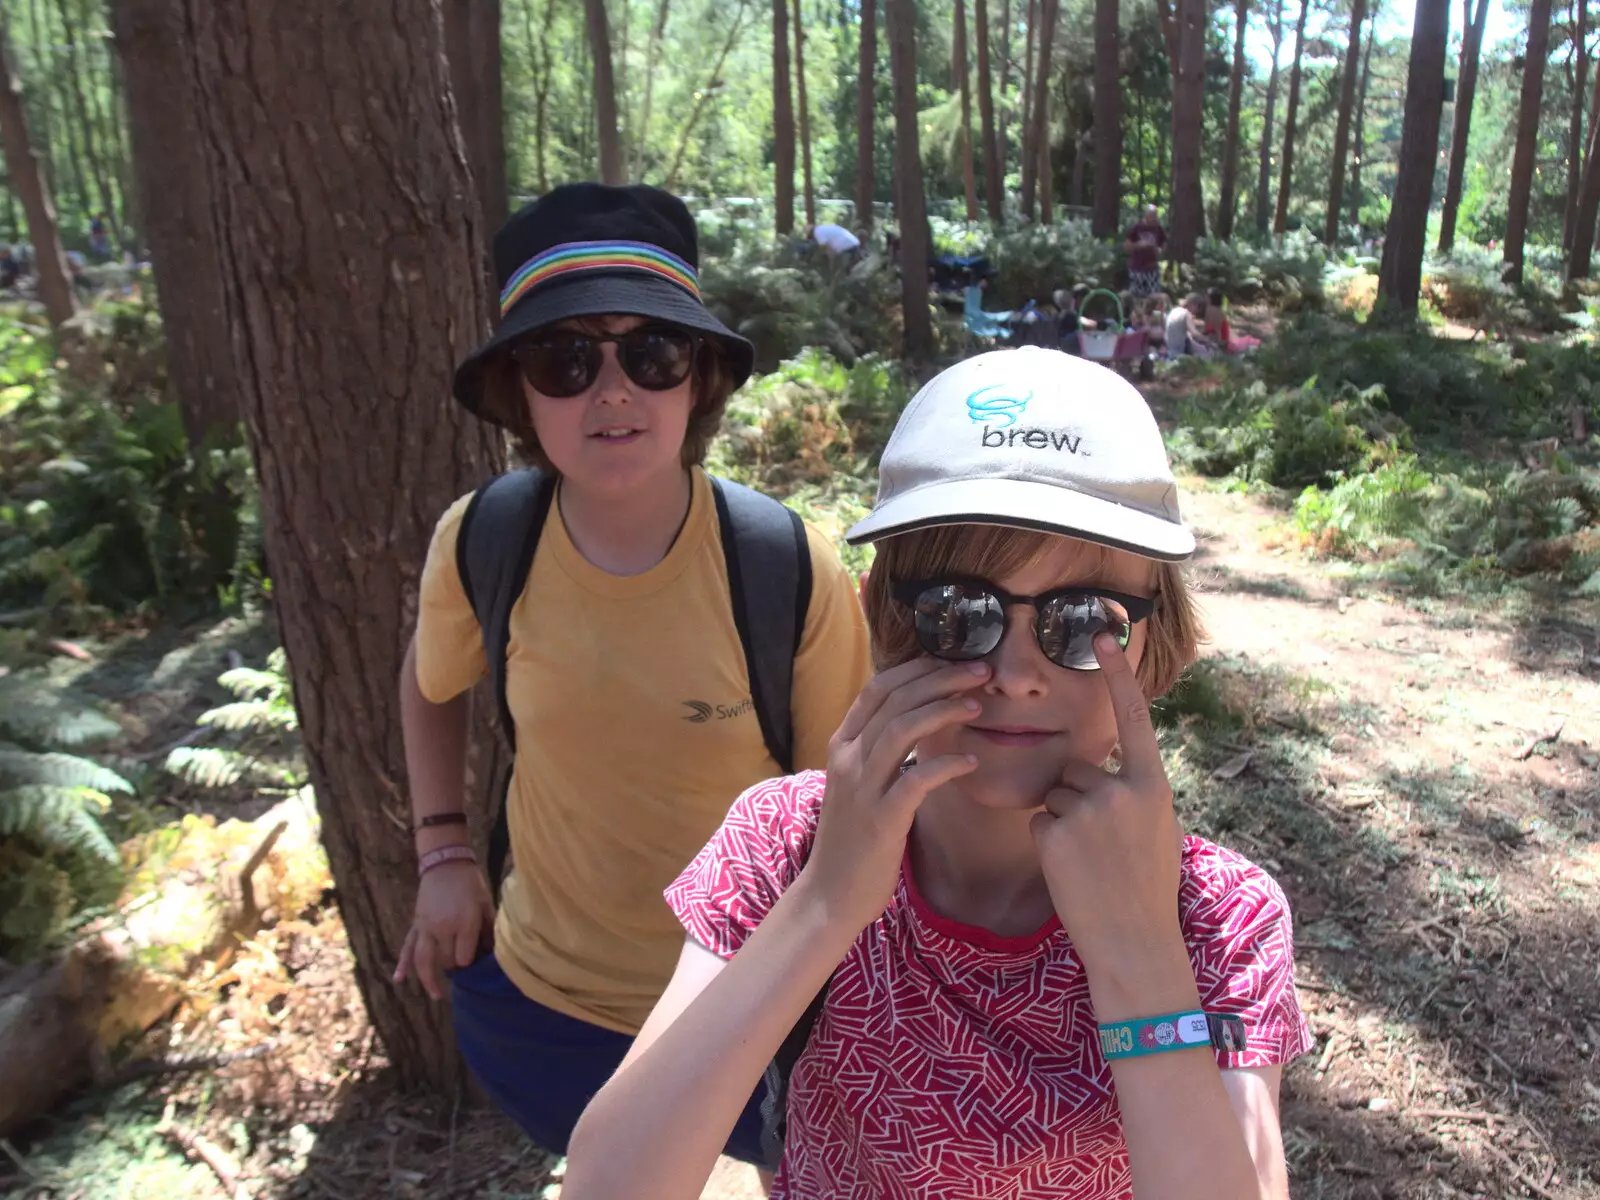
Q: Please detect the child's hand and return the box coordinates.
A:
[805,658,988,931]
[1031,634,1192,1013]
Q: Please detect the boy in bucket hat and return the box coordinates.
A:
[564,348,1312,1200]
[393,183,870,1164]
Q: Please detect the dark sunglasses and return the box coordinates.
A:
[891,577,1156,671]
[511,324,701,398]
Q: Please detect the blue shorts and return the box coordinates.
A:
[450,952,770,1163]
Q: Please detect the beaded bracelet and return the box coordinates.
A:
[417,844,476,878]
[1097,1011,1248,1060]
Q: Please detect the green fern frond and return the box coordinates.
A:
[0,784,119,864]
[0,678,121,748]
[216,666,283,700]
[198,698,297,733]
[164,745,249,788]
[0,745,135,794]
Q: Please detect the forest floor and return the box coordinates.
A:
[3,366,1599,1200]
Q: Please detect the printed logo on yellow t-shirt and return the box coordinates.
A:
[681,698,755,723]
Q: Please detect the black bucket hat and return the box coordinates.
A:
[452,183,754,422]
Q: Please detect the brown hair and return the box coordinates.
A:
[861,524,1203,699]
[474,316,738,470]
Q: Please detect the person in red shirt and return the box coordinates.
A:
[1123,204,1167,298]
[564,349,1312,1200]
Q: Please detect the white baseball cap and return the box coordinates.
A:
[845,347,1195,560]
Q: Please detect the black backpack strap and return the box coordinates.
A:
[759,978,831,1170]
[453,468,556,893]
[709,476,813,776]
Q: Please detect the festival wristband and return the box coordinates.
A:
[417,844,476,878]
[1097,1011,1249,1060]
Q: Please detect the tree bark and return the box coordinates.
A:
[1570,31,1600,275]
[1438,0,1489,251]
[0,15,74,328]
[1379,0,1450,315]
[664,1,749,192]
[1168,0,1206,260]
[108,0,240,448]
[854,0,877,228]
[443,0,508,234]
[976,0,1003,223]
[1503,0,1553,281]
[528,0,554,194]
[1020,0,1036,212]
[58,0,121,246]
[1564,0,1588,249]
[586,0,624,184]
[179,0,507,1094]
[1273,0,1311,233]
[1349,1,1378,230]
[1091,0,1122,236]
[43,0,90,220]
[772,0,795,233]
[1254,0,1284,231]
[997,0,1013,187]
[1023,0,1059,221]
[1215,0,1249,239]
[885,0,931,358]
[793,0,815,228]
[1323,0,1367,246]
[955,0,980,221]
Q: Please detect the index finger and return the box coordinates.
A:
[1092,632,1163,781]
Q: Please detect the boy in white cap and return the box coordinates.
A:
[564,347,1312,1200]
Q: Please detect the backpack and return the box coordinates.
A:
[452,467,827,1170]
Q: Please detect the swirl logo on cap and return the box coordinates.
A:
[966,385,1032,429]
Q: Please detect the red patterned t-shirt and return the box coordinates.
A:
[665,770,1314,1200]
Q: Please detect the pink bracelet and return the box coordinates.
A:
[417,844,476,878]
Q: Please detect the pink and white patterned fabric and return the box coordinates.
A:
[666,770,1314,1200]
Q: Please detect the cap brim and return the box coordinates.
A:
[844,476,1196,561]
[453,273,755,422]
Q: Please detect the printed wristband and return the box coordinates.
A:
[1097,1011,1248,1060]
[417,844,477,878]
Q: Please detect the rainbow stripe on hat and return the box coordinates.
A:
[499,240,700,316]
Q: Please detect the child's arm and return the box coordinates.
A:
[563,658,991,1200]
[1034,636,1271,1200]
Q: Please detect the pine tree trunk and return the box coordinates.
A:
[586,0,624,184]
[45,0,91,221]
[1020,0,1036,214]
[1564,0,1588,249]
[72,0,125,245]
[179,0,508,1094]
[855,0,877,228]
[1349,2,1377,230]
[1570,37,1600,276]
[772,0,795,233]
[443,0,508,234]
[1039,91,1053,221]
[1322,0,1366,246]
[0,15,74,327]
[1091,0,1122,236]
[976,0,1003,223]
[1024,0,1058,221]
[997,0,1012,185]
[1214,0,1248,239]
[1273,0,1311,233]
[108,0,240,448]
[793,0,815,228]
[885,0,931,357]
[1254,0,1284,231]
[1168,0,1206,260]
[529,0,554,194]
[1503,0,1553,282]
[1439,0,1491,253]
[955,0,979,221]
[1379,0,1450,315]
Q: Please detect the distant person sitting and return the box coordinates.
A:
[1142,295,1169,358]
[808,221,861,261]
[65,249,93,297]
[1165,293,1215,358]
[1203,287,1261,355]
[1123,204,1167,298]
[88,213,111,261]
[0,246,20,291]
[963,276,1012,340]
[1051,284,1094,354]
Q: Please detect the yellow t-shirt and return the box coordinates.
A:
[414,468,870,1034]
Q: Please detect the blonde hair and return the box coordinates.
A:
[474,317,737,470]
[861,524,1203,699]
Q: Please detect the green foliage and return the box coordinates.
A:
[164,648,303,792]
[985,221,1118,308]
[1166,378,1398,490]
[0,672,131,962]
[0,306,254,629]
[1191,231,1329,308]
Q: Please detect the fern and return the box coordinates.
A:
[164,745,251,788]
[0,744,135,793]
[0,785,119,865]
[0,675,121,747]
[164,647,304,791]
